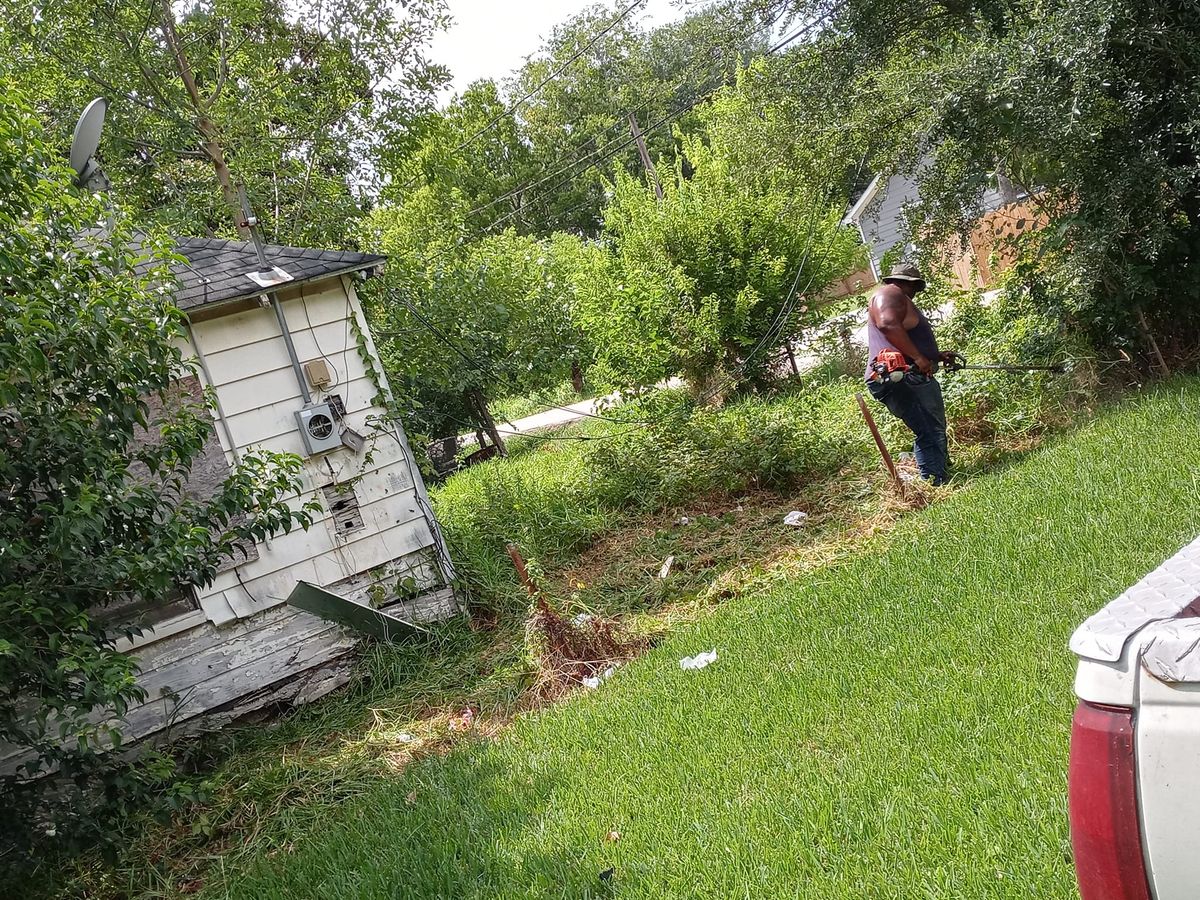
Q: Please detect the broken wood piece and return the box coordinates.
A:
[506,543,540,596]
[855,392,903,491]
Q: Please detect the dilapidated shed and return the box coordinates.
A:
[106,235,458,746]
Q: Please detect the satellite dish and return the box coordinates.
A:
[69,97,109,189]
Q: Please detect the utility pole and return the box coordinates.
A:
[628,112,664,200]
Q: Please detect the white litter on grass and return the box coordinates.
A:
[680,649,718,670]
[783,510,809,526]
[582,664,620,690]
[395,732,415,744]
[676,516,690,526]
[658,555,675,579]
[572,612,594,627]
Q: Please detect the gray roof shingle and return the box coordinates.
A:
[168,236,385,311]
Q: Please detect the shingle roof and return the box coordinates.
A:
[168,236,385,311]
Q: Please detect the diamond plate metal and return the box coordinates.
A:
[1069,535,1200,663]
[1139,619,1200,683]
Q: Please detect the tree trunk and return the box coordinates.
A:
[571,358,585,394]
[159,4,249,238]
[465,388,506,456]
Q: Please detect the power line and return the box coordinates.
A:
[377,4,853,433]
[477,10,841,236]
[392,0,646,202]
[462,3,804,225]
[452,0,645,158]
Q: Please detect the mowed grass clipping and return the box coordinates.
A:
[212,383,1200,900]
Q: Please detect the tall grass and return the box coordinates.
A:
[433,382,872,609]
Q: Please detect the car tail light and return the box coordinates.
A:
[1069,701,1152,900]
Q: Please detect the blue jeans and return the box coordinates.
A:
[867,375,949,485]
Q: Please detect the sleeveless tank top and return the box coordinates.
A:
[865,303,940,379]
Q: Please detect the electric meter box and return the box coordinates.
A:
[296,403,342,456]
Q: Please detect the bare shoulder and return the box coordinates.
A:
[868,282,908,316]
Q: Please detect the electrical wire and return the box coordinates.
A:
[378,3,854,437]
[451,0,645,157]
[462,3,807,224]
[298,283,343,394]
[476,10,843,236]
[393,0,647,201]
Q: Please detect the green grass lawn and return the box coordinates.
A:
[178,384,1200,897]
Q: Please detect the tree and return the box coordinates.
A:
[3,0,450,246]
[574,73,860,398]
[383,80,538,234]
[745,0,1200,360]
[0,90,314,851]
[362,191,580,451]
[505,0,774,237]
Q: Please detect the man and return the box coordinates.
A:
[864,263,958,485]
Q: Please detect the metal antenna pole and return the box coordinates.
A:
[236,184,311,404]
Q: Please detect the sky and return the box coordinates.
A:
[430,0,686,103]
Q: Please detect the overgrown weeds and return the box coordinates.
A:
[524,597,648,702]
[42,315,1106,898]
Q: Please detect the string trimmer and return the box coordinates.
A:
[942,353,1065,374]
[869,349,1063,383]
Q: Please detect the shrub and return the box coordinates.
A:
[0,89,313,862]
[934,269,1092,439]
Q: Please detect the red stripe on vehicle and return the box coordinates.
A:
[1068,701,1152,900]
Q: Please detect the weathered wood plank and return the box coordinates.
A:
[117,622,358,742]
[134,544,441,675]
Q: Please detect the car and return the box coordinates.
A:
[1069,535,1200,899]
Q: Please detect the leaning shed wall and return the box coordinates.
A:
[105,273,456,746]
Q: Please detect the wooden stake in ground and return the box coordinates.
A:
[506,543,539,596]
[856,392,902,490]
[1136,308,1170,377]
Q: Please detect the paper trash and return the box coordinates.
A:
[680,649,718,670]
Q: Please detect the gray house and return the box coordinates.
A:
[843,167,1020,279]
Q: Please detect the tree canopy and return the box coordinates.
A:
[0,88,314,848]
[3,0,449,246]
[751,0,1200,354]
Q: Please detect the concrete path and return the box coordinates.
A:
[461,377,685,445]
[459,393,616,445]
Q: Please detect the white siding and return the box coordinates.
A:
[852,164,1010,275]
[180,278,449,627]
[857,172,920,273]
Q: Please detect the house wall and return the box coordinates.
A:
[854,170,1009,277]
[857,171,918,276]
[109,274,457,747]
